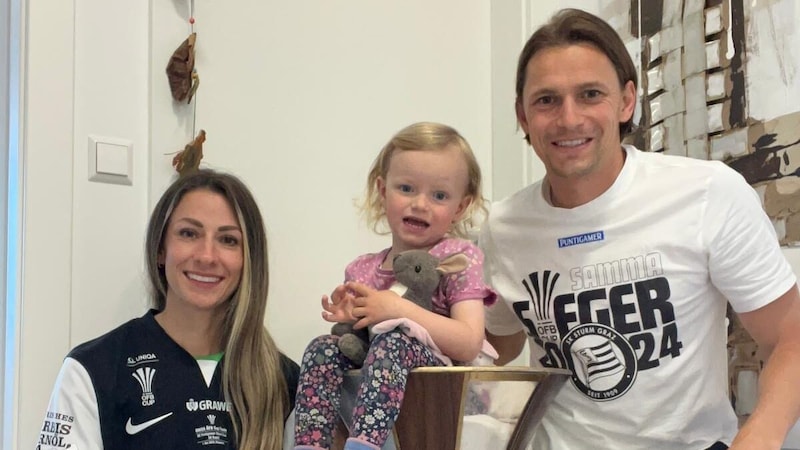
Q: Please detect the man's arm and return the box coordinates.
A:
[731,285,800,450]
[487,330,527,366]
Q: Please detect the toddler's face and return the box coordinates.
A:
[378,145,471,254]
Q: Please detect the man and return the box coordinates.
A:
[480,8,800,450]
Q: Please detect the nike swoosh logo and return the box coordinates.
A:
[125,412,173,435]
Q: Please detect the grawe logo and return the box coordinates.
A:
[186,398,231,412]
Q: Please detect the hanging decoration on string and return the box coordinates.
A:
[166,0,206,178]
[166,32,199,103]
[172,129,206,178]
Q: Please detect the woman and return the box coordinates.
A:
[37,169,298,450]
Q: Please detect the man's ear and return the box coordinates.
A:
[515,100,530,137]
[620,80,636,122]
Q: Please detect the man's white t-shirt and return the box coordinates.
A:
[481,145,796,449]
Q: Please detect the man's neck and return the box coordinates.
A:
[547,146,627,209]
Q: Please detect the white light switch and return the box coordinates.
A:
[96,142,129,176]
[88,135,133,185]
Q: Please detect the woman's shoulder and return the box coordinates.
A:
[278,352,300,416]
[68,310,158,364]
[278,352,300,380]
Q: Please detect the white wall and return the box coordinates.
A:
[16,1,151,448]
[16,1,76,448]
[490,0,597,202]
[149,0,494,362]
[13,1,800,449]
[17,1,493,447]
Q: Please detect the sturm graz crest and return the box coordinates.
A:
[561,323,637,401]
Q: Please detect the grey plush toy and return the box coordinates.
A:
[331,249,469,366]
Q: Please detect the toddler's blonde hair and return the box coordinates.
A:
[361,122,487,238]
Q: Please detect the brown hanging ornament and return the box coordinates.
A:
[172,129,206,177]
[166,32,200,103]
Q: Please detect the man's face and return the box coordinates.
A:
[516,43,635,186]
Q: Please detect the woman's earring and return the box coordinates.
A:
[157,262,165,269]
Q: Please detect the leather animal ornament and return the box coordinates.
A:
[172,129,206,178]
[331,250,469,366]
[166,32,200,103]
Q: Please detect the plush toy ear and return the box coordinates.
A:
[436,253,469,275]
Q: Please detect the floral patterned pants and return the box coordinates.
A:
[294,329,444,448]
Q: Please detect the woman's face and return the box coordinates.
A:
[159,189,244,315]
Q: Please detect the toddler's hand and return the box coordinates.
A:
[321,284,357,323]
[346,281,405,329]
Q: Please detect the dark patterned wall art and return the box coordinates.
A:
[600,0,800,245]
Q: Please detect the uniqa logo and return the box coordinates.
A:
[127,353,158,367]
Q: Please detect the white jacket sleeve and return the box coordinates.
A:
[36,357,103,450]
